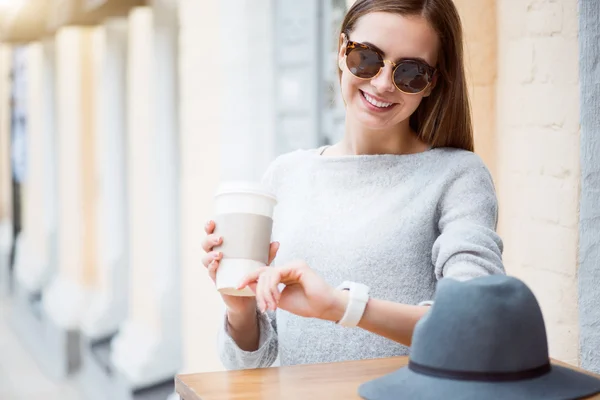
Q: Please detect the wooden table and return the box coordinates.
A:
[175,356,600,400]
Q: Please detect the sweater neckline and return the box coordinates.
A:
[312,145,438,162]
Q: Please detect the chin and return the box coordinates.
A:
[353,105,405,131]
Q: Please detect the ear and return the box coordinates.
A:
[338,33,348,71]
[423,73,438,97]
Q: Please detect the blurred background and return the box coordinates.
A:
[0,0,598,399]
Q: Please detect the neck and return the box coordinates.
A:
[335,117,427,156]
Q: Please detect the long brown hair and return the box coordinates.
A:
[340,0,474,151]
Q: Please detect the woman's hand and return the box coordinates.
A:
[237,261,349,322]
[201,220,280,315]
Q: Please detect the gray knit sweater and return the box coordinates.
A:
[217,147,505,369]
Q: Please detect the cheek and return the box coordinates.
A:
[400,93,425,112]
[340,72,357,101]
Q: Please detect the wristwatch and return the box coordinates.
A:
[336,281,370,327]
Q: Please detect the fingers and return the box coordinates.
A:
[267,272,282,307]
[267,241,280,265]
[201,233,223,255]
[257,271,282,312]
[201,251,222,270]
[204,220,215,235]
[237,267,277,313]
[207,259,219,282]
[236,268,264,292]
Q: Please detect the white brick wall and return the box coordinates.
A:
[496,0,580,365]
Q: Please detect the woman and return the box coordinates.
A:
[202,0,504,369]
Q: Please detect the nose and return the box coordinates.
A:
[370,60,395,93]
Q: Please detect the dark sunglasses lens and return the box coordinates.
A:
[394,62,431,93]
[346,48,382,79]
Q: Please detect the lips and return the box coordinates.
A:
[360,90,397,111]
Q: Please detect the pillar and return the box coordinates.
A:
[0,45,13,293]
[577,0,600,374]
[42,26,98,331]
[109,4,182,388]
[178,0,277,374]
[13,39,58,295]
[80,18,130,341]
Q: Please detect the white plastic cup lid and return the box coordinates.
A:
[214,181,277,202]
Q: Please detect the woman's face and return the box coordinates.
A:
[338,12,440,131]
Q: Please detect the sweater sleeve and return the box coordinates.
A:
[431,157,505,281]
[217,310,279,370]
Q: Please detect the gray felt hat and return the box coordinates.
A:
[359,275,600,400]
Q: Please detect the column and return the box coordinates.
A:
[178,0,277,374]
[13,40,58,295]
[178,0,223,374]
[14,43,44,294]
[81,18,130,341]
[42,26,98,331]
[109,4,182,387]
[577,0,600,374]
[219,0,276,181]
[495,0,580,364]
[0,45,13,294]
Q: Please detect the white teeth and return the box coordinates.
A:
[363,91,393,108]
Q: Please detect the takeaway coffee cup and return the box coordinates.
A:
[212,181,277,296]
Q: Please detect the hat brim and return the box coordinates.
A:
[358,363,600,400]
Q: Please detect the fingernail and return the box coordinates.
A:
[213,251,221,259]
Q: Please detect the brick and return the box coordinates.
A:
[520,83,579,128]
[503,38,535,84]
[526,0,563,36]
[528,176,579,228]
[497,0,530,40]
[560,0,579,39]
[532,36,579,85]
[521,221,579,273]
[504,127,579,179]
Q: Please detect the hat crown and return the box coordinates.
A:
[410,275,549,375]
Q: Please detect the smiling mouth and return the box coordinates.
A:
[360,90,396,109]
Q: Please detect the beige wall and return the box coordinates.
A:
[454,0,497,178]
[495,0,580,365]
[0,45,11,221]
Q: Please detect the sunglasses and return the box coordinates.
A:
[343,36,436,94]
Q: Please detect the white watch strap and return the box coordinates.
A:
[336,281,369,327]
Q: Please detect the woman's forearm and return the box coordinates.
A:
[226,308,260,351]
[358,298,428,346]
[325,291,429,346]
